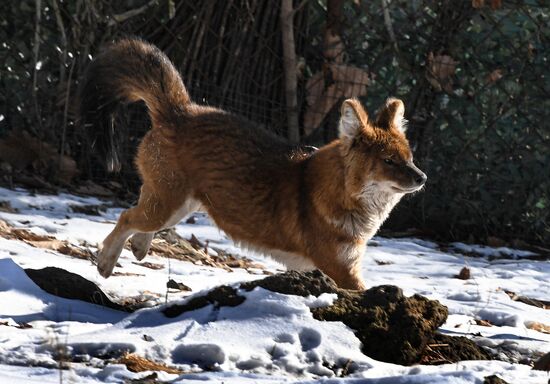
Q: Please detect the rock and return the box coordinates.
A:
[163,285,245,318]
[424,333,491,364]
[25,267,129,312]
[167,279,192,292]
[312,284,448,365]
[240,269,339,297]
[456,266,471,280]
[483,375,509,384]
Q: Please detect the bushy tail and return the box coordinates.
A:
[78,38,190,172]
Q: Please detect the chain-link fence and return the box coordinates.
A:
[1,0,549,246]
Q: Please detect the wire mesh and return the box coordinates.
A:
[0,0,548,245]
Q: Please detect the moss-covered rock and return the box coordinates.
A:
[240,269,339,296]
[312,284,449,365]
[426,333,491,364]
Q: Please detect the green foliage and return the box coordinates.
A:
[331,1,550,244]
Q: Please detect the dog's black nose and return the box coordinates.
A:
[416,172,427,185]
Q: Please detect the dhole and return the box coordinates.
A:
[79,39,426,290]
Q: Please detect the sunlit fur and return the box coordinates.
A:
[79,39,426,290]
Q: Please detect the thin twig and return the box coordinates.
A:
[108,0,159,26]
[280,0,300,143]
[32,0,43,135]
[59,57,75,166]
[381,0,399,54]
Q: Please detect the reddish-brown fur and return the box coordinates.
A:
[80,39,426,289]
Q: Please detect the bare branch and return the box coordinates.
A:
[108,0,159,26]
[381,0,400,54]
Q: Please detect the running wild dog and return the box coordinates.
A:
[79,39,426,290]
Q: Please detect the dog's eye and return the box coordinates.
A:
[384,158,395,166]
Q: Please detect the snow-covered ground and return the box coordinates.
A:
[0,186,548,384]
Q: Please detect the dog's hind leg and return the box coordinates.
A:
[97,205,144,278]
[97,183,201,277]
[128,194,201,261]
[129,232,154,261]
[97,184,197,278]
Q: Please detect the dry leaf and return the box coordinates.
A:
[487,69,503,84]
[475,319,493,327]
[304,64,369,135]
[132,261,164,270]
[490,0,502,10]
[323,29,345,63]
[117,353,183,374]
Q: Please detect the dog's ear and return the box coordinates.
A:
[338,99,370,140]
[375,98,406,133]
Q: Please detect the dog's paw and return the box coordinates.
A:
[129,233,153,261]
[97,250,116,278]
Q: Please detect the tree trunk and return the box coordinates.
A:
[280,0,300,143]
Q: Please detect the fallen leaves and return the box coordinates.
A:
[0,219,92,260]
[148,229,265,273]
[132,261,164,270]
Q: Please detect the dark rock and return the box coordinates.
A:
[167,279,192,292]
[533,351,550,371]
[312,284,448,365]
[163,285,244,318]
[25,267,129,312]
[240,269,339,297]
[456,266,471,280]
[423,333,491,364]
[483,375,509,384]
